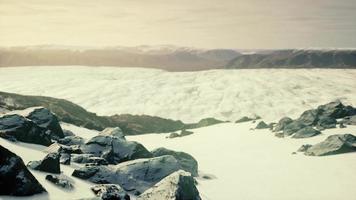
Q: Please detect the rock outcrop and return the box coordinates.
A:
[304,134,356,156]
[0,114,52,146]
[72,155,184,194]
[0,145,46,196]
[151,148,198,176]
[137,170,201,200]
[27,152,61,174]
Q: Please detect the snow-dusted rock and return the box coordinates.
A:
[305,134,356,156]
[151,147,198,176]
[58,135,85,146]
[0,114,52,146]
[72,154,108,166]
[72,155,184,194]
[25,107,64,140]
[137,170,201,200]
[28,152,61,174]
[292,127,321,139]
[99,127,125,139]
[46,174,74,190]
[91,184,130,200]
[0,145,46,196]
[81,135,152,164]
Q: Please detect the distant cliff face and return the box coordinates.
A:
[225,50,356,69]
[0,46,240,72]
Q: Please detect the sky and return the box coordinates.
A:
[0,0,356,49]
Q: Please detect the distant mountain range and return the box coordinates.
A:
[1,46,356,71]
[225,49,356,69]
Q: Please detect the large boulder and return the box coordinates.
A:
[317,101,356,119]
[72,155,184,194]
[137,170,201,200]
[0,114,52,146]
[298,109,320,126]
[58,135,85,146]
[151,148,198,176]
[72,154,108,166]
[292,126,321,139]
[283,120,307,136]
[99,127,125,139]
[91,184,130,200]
[81,135,152,164]
[27,152,61,174]
[316,116,337,129]
[305,134,356,156]
[0,145,46,196]
[25,107,64,140]
[273,117,293,132]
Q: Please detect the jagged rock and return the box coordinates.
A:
[0,114,52,146]
[91,184,130,200]
[81,135,152,164]
[63,129,75,136]
[25,107,64,140]
[58,136,85,146]
[255,121,269,129]
[317,101,356,119]
[137,170,201,200]
[273,117,293,132]
[317,116,337,129]
[99,127,125,139]
[73,155,184,194]
[46,143,82,154]
[60,153,71,165]
[151,147,198,176]
[72,154,108,166]
[305,134,356,156]
[0,145,46,196]
[180,130,194,137]
[342,115,356,125]
[297,144,312,152]
[166,132,180,139]
[292,126,321,139]
[27,152,61,174]
[283,120,307,136]
[46,174,74,190]
[298,109,320,126]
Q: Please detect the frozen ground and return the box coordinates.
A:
[129,122,356,200]
[0,66,355,122]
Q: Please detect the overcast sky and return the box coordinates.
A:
[0,0,355,49]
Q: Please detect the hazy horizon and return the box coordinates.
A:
[1,0,356,49]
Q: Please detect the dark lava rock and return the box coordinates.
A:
[137,170,201,200]
[316,116,337,129]
[25,107,64,140]
[91,184,130,200]
[81,135,152,164]
[151,147,198,176]
[283,120,307,136]
[45,174,73,190]
[46,143,82,154]
[292,126,321,139]
[72,154,108,166]
[60,153,71,165]
[0,114,52,146]
[305,134,356,156]
[317,101,356,119]
[73,155,184,194]
[255,121,270,129]
[298,109,320,126]
[273,117,293,132]
[297,144,313,152]
[27,152,61,174]
[0,145,46,196]
[58,136,85,146]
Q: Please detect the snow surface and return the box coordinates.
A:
[128,122,356,200]
[0,66,355,123]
